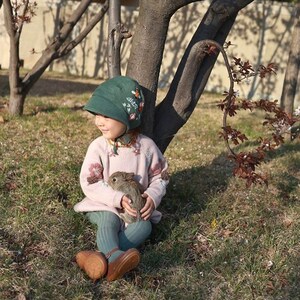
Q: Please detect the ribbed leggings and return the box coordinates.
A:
[86,211,152,262]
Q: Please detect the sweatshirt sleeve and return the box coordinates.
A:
[79,140,124,209]
[143,144,169,209]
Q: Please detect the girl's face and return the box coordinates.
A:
[95,115,126,140]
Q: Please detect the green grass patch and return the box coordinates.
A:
[1,76,300,299]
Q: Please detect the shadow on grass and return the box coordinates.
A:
[131,141,300,298]
[0,74,99,97]
[151,152,234,243]
[283,253,300,299]
[146,141,300,260]
[24,104,85,117]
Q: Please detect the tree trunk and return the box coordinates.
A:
[3,0,24,115]
[126,0,198,138]
[126,0,253,150]
[8,36,25,115]
[280,2,300,117]
[8,90,26,116]
[4,0,108,116]
[107,0,121,77]
[153,0,253,152]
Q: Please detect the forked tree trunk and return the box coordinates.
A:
[127,0,253,152]
[4,0,108,116]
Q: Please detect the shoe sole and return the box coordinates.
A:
[107,250,140,281]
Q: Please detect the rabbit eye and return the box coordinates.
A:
[112,178,117,182]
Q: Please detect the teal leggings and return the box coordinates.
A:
[86,211,152,262]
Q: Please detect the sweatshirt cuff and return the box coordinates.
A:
[144,190,161,209]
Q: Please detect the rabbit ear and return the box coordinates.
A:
[125,172,135,180]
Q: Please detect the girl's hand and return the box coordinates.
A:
[121,195,137,217]
[140,194,155,220]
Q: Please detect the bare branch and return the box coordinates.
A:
[21,0,98,94]
[58,0,109,56]
[52,0,93,47]
[15,0,29,37]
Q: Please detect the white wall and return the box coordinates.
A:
[0,0,298,105]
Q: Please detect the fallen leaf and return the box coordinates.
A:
[282,216,293,227]
[211,218,218,229]
[219,229,234,237]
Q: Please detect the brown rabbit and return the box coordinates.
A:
[108,171,146,223]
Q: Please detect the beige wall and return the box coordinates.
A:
[0,0,299,105]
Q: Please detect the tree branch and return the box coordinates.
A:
[153,0,253,152]
[21,0,103,95]
[15,0,29,38]
[58,0,109,56]
[108,0,122,78]
[49,0,93,49]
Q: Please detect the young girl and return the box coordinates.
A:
[74,76,169,282]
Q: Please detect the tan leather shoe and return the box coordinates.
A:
[106,248,140,282]
[76,251,108,282]
[75,250,95,270]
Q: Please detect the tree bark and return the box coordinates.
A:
[280,2,300,117]
[153,0,253,152]
[3,0,24,115]
[126,0,199,138]
[107,0,122,77]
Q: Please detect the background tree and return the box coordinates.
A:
[126,0,253,151]
[6,0,298,161]
[280,1,299,140]
[3,0,253,131]
[3,0,108,116]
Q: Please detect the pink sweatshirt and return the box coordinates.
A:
[74,134,169,223]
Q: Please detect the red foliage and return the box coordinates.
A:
[220,96,298,186]
[11,1,37,30]
[204,40,300,187]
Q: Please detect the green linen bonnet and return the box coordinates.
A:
[84,76,144,131]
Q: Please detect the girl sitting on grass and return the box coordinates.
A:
[74,76,169,282]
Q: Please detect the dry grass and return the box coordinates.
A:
[1,71,300,299]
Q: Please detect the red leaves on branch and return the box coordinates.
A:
[258,63,278,78]
[217,92,240,116]
[220,126,248,145]
[216,48,298,186]
[11,1,37,30]
[230,151,268,188]
[199,40,299,187]
[201,40,299,187]
[204,45,218,56]
[219,95,298,186]
[231,57,255,82]
[230,57,278,83]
